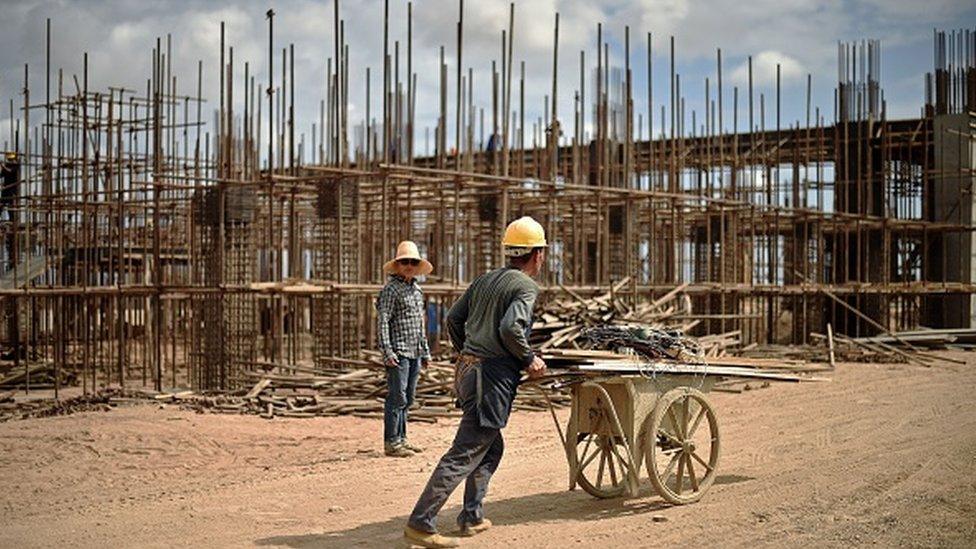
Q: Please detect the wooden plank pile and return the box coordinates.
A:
[528,282,832,389]
[0,386,137,422]
[168,353,571,420]
[804,326,971,367]
[852,328,976,350]
[0,360,72,390]
[532,280,741,357]
[568,360,829,382]
[541,344,829,378]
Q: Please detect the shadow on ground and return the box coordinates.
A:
[255,474,752,548]
[713,474,753,486]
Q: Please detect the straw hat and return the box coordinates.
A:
[383,240,433,276]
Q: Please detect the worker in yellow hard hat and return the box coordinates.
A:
[405,216,548,548]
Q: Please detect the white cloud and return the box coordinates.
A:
[0,0,972,154]
[862,0,968,21]
[730,50,806,89]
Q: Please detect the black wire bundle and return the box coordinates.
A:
[581,325,702,362]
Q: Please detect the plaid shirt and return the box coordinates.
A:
[376,274,431,363]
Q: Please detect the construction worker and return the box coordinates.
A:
[1,152,19,221]
[404,216,548,548]
[377,240,434,458]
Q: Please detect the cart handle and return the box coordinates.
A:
[521,379,567,449]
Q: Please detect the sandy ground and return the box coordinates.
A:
[1,353,975,548]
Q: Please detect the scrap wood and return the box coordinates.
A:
[0,361,58,387]
[572,361,829,382]
[166,353,570,421]
[824,332,929,367]
[0,386,146,422]
[851,336,966,364]
[794,270,958,367]
[877,328,976,345]
[827,324,836,369]
[547,333,825,378]
[703,356,830,372]
[535,283,737,361]
[154,390,195,402]
[647,282,690,311]
[713,379,773,393]
[245,378,272,399]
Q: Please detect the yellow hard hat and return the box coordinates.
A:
[4,152,15,160]
[502,216,547,255]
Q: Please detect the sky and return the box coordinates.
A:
[0,0,974,158]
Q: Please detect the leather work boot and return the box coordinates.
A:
[456,518,492,537]
[384,443,413,458]
[402,440,424,453]
[403,526,460,548]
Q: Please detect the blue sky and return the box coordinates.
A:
[0,0,974,156]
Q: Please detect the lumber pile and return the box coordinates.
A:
[528,282,829,383]
[807,327,970,367]
[172,354,571,420]
[806,333,902,364]
[0,351,573,422]
[853,328,976,350]
[737,343,848,363]
[0,360,73,389]
[537,315,830,392]
[569,360,829,381]
[543,325,829,381]
[0,386,152,422]
[532,280,741,357]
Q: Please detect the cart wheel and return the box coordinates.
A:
[569,411,636,499]
[644,387,720,505]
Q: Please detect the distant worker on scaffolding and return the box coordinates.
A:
[377,240,434,458]
[404,216,548,548]
[1,152,20,274]
[1,152,19,223]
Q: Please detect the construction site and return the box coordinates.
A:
[0,1,974,547]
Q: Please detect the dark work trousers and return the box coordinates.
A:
[407,363,504,533]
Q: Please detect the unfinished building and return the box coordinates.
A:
[0,11,972,394]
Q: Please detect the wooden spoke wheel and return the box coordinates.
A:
[644,387,720,505]
[569,408,637,499]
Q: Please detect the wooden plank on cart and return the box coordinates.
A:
[572,362,828,382]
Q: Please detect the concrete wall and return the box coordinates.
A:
[928,113,976,328]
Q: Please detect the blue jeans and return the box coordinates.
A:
[385,357,421,445]
[408,363,504,533]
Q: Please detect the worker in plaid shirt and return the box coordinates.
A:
[377,240,434,457]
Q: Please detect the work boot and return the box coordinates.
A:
[404,526,459,548]
[456,518,492,537]
[385,442,413,458]
[402,440,424,453]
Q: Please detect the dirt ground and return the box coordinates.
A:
[1,353,974,548]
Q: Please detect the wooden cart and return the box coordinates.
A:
[556,371,720,505]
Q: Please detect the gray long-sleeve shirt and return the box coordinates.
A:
[446,267,539,367]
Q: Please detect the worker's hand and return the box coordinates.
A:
[526,355,547,380]
[384,356,399,368]
[422,357,430,367]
